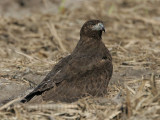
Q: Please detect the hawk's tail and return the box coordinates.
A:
[20,91,42,103]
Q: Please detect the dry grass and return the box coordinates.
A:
[0,0,160,119]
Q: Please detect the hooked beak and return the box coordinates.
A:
[102,26,105,32]
[99,23,105,32]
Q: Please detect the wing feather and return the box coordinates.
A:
[21,54,112,103]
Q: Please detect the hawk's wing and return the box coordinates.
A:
[21,55,71,102]
[21,55,112,103]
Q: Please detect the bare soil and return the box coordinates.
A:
[0,0,160,120]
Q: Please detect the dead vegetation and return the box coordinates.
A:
[0,0,160,119]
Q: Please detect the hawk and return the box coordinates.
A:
[21,20,113,103]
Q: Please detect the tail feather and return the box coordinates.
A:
[20,91,42,103]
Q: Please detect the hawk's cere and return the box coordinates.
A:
[21,20,113,103]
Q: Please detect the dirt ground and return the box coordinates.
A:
[0,0,160,120]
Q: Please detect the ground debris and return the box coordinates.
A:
[0,0,160,119]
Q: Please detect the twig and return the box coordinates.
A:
[25,103,78,111]
[13,49,55,64]
[150,73,158,95]
[47,22,67,52]
[0,97,21,111]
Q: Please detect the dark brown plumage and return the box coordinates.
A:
[21,20,113,103]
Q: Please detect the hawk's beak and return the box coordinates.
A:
[102,27,105,32]
[98,23,105,32]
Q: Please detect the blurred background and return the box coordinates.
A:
[0,0,82,18]
[0,0,160,120]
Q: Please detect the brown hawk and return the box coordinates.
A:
[21,20,113,103]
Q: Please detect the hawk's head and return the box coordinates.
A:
[80,20,105,39]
